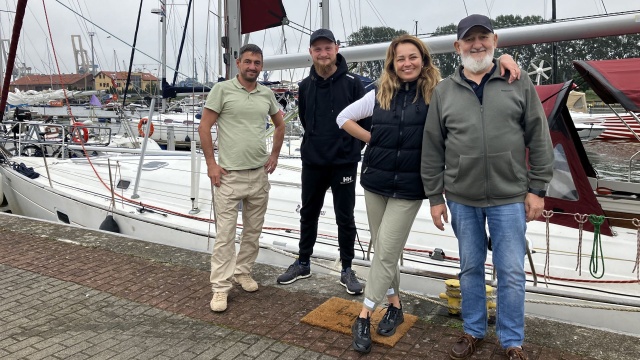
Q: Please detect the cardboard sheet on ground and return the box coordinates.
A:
[301,296,417,347]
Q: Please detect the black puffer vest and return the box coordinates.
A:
[361,80,429,200]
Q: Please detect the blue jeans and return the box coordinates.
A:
[447,200,527,348]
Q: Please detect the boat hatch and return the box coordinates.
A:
[142,161,169,171]
[56,210,70,224]
[116,179,131,190]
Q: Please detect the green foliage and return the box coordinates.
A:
[345,26,408,79]
[424,14,640,88]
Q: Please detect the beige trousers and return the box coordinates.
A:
[210,168,270,293]
[362,190,422,311]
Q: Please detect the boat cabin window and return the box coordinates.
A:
[116,179,131,190]
[142,161,169,171]
[547,144,578,201]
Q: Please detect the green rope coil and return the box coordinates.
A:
[589,215,605,279]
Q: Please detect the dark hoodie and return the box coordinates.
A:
[298,53,370,166]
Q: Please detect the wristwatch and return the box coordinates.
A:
[528,187,546,198]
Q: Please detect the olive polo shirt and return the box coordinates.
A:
[204,76,279,170]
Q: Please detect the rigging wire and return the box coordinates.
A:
[337,0,348,43]
[69,0,101,73]
[295,0,310,53]
[16,3,62,74]
[484,0,492,19]
[363,0,388,28]
[40,0,76,121]
[52,0,189,78]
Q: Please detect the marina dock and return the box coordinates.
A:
[0,213,638,359]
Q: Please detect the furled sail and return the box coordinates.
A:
[240,0,287,34]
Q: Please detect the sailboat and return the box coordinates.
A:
[1,0,640,335]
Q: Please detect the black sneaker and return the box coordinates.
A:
[340,268,363,295]
[276,260,311,284]
[351,316,372,353]
[376,303,404,336]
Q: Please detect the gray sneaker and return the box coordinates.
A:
[277,260,311,284]
[340,268,363,295]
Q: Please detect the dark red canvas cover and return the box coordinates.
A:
[534,82,612,236]
[573,58,640,112]
[240,0,287,34]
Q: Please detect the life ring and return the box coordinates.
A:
[70,122,89,143]
[44,125,60,139]
[138,117,155,137]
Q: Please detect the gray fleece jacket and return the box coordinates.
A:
[421,59,554,207]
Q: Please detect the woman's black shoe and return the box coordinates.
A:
[376,304,404,336]
[351,316,372,353]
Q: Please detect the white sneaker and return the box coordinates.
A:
[233,274,259,292]
[210,292,228,312]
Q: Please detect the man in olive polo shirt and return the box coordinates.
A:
[199,43,285,312]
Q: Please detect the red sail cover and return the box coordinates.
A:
[573,58,640,112]
[535,82,612,236]
[240,0,287,34]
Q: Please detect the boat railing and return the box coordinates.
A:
[0,120,115,159]
[603,104,640,182]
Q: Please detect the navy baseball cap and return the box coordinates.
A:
[310,29,336,46]
[457,14,494,40]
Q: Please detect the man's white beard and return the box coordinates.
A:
[461,48,494,74]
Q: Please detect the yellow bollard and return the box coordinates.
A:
[440,279,495,318]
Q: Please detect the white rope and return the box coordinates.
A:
[574,214,589,276]
[543,210,553,286]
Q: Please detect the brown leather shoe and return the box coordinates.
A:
[506,346,529,360]
[448,333,483,359]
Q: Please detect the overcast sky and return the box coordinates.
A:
[1,0,638,83]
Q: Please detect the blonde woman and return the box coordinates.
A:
[337,34,520,353]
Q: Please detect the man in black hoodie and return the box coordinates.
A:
[276,29,369,295]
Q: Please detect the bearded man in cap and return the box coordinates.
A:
[276,29,370,295]
[421,14,554,360]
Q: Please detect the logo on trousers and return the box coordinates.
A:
[340,176,354,184]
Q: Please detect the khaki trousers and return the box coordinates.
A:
[210,168,270,293]
[362,190,422,311]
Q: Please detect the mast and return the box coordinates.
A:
[551,0,557,83]
[204,0,211,84]
[152,1,168,113]
[218,0,223,80]
[0,15,4,94]
[0,0,28,121]
[225,0,241,79]
[321,0,330,29]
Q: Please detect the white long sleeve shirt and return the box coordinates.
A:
[336,90,375,128]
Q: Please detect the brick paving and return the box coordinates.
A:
[0,214,638,359]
